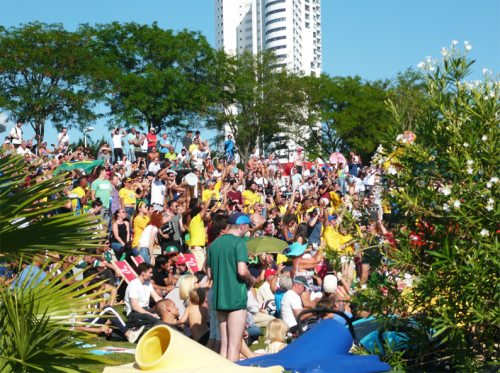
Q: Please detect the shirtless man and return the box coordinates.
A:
[250,201,266,226]
[156,299,180,326]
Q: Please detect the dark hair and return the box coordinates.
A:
[155,255,168,268]
[189,198,199,210]
[91,198,103,208]
[137,262,154,276]
[167,199,178,208]
[83,267,100,279]
[85,278,105,295]
[211,213,230,238]
[316,298,335,318]
[190,206,202,219]
[194,271,206,283]
[294,223,308,243]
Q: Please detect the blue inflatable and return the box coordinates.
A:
[237,319,390,373]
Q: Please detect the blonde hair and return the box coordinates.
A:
[189,288,206,306]
[264,319,289,343]
[179,275,197,301]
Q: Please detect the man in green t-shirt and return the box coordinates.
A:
[207,212,255,362]
[90,167,112,226]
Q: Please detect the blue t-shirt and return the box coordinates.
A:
[13,265,48,289]
[0,262,13,279]
[307,218,322,245]
[160,139,169,154]
[348,163,361,177]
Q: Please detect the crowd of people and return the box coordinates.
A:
[2,121,408,362]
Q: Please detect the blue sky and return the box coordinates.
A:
[1,0,499,151]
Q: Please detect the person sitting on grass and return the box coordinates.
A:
[74,278,145,343]
[155,299,181,330]
[264,319,289,354]
[175,288,210,346]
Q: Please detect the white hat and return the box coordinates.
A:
[323,274,338,293]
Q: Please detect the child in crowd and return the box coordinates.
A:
[264,319,289,354]
[175,288,210,346]
[316,298,335,321]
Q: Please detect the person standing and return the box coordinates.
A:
[225,135,235,162]
[90,167,112,227]
[162,199,185,253]
[9,120,23,148]
[147,127,158,154]
[159,133,170,161]
[127,127,137,162]
[57,127,70,148]
[207,212,256,362]
[293,149,304,175]
[182,130,193,159]
[111,127,127,162]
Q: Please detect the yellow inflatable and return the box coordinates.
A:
[103,325,284,373]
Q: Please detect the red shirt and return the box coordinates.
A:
[227,190,243,211]
[147,134,157,148]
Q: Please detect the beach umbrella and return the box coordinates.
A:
[246,236,289,255]
[329,152,346,166]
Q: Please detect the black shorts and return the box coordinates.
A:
[197,330,210,346]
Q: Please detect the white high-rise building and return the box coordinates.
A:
[215,0,322,76]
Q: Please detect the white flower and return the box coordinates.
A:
[467,168,473,175]
[429,67,435,72]
[454,200,461,209]
[482,135,487,141]
[425,56,431,60]
[487,182,492,189]
[480,229,489,237]
[442,187,451,196]
[483,68,488,74]
[463,143,469,147]
[464,41,469,45]
[395,134,403,141]
[466,160,474,166]
[486,205,494,212]
[490,91,495,98]
[491,177,499,183]
[488,198,494,205]
[417,62,425,68]
[443,203,450,212]
[402,138,408,143]
[452,40,458,45]
[387,166,397,175]
[378,158,385,165]
[484,96,489,101]
[466,45,472,51]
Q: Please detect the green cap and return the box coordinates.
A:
[165,246,179,255]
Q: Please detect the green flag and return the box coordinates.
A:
[53,160,104,176]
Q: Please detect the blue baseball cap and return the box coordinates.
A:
[228,212,255,226]
[328,214,338,222]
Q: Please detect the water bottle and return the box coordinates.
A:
[115,277,121,287]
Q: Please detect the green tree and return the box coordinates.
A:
[0,22,106,145]
[207,50,309,165]
[293,74,390,162]
[94,22,216,132]
[354,45,500,371]
[387,67,429,132]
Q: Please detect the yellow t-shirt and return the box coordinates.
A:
[132,215,150,248]
[189,144,199,152]
[382,199,392,214]
[279,205,287,215]
[72,186,86,211]
[324,226,353,254]
[242,190,260,213]
[202,180,222,202]
[188,214,206,247]
[119,188,136,205]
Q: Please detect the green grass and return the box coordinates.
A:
[77,305,268,373]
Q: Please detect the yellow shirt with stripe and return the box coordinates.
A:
[202,180,222,202]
